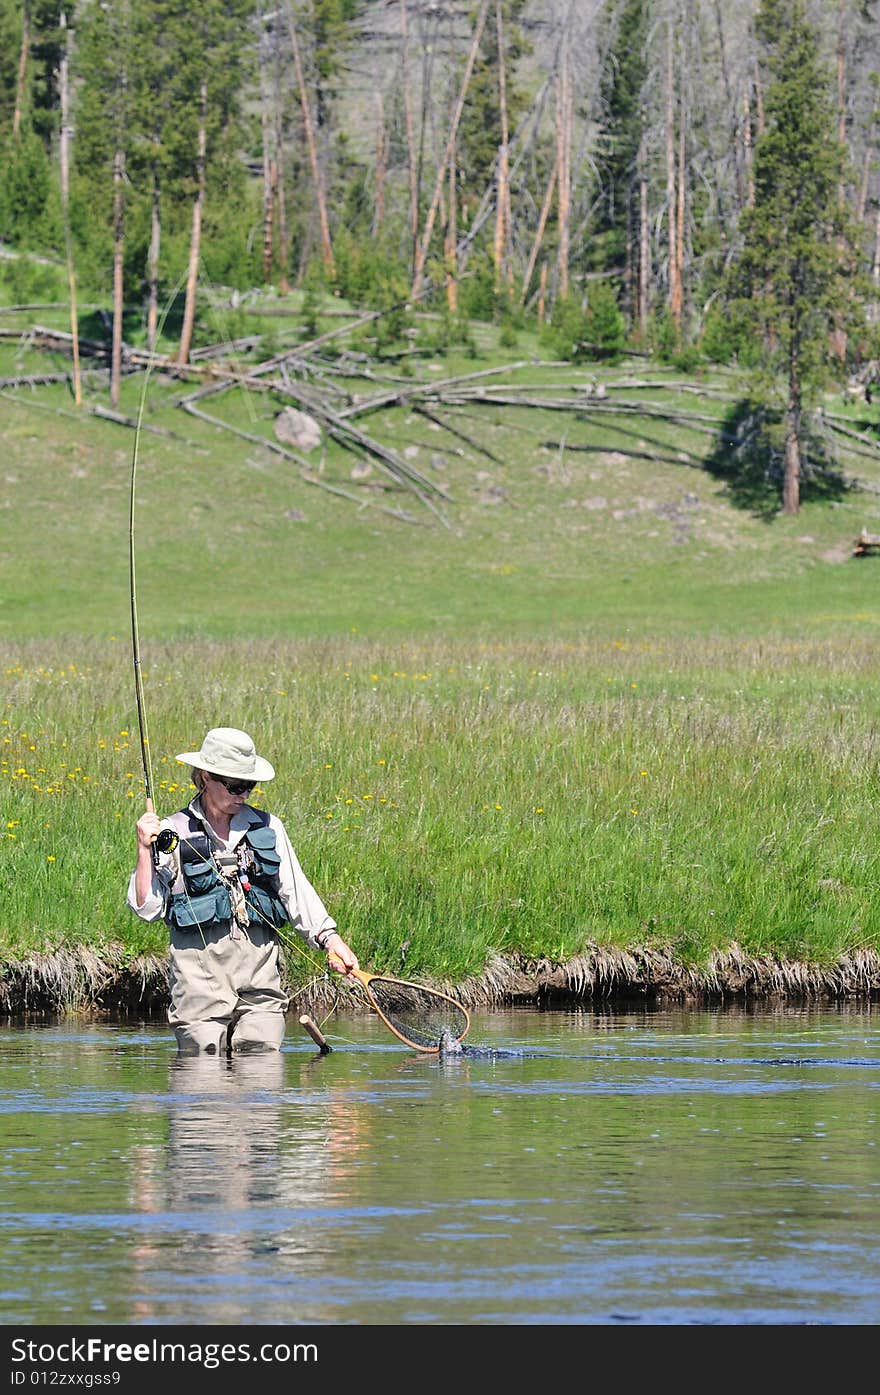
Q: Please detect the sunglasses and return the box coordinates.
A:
[209,773,257,796]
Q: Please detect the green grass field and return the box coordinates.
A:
[3,280,880,997]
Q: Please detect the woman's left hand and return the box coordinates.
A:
[325,934,359,975]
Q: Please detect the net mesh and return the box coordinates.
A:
[365,976,469,1050]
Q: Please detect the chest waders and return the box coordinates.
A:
[166,809,288,936]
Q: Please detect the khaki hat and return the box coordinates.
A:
[175,727,275,782]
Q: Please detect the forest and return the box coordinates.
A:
[1,0,879,514]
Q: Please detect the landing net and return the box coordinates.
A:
[364,976,469,1051]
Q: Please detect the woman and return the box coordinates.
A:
[128,726,358,1055]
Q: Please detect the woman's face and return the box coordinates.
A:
[198,770,255,821]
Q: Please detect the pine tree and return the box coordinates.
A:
[727,0,865,514]
[589,0,649,316]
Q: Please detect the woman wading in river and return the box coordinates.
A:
[128,726,358,1056]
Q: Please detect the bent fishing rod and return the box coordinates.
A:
[128,377,179,866]
[128,279,188,866]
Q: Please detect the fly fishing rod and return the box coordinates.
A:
[129,390,177,865]
[128,415,154,829]
[128,279,186,866]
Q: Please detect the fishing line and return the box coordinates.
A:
[129,267,188,842]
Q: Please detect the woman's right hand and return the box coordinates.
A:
[136,809,161,851]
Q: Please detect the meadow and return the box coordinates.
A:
[3,278,880,1005]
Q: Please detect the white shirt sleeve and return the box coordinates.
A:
[270,813,337,949]
[126,860,174,922]
[126,817,179,922]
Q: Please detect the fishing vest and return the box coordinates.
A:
[166,808,288,936]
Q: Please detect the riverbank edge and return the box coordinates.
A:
[1,942,878,1017]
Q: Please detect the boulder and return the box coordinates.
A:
[273,407,322,452]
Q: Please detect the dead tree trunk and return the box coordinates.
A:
[665,16,681,339]
[58,10,81,406]
[782,360,801,515]
[743,85,755,209]
[399,0,420,271]
[445,143,458,314]
[520,156,557,306]
[493,0,512,299]
[261,106,275,282]
[836,1,847,157]
[111,146,125,407]
[638,124,649,342]
[285,1,335,277]
[555,52,571,302]
[146,167,160,354]
[13,0,30,140]
[177,79,207,367]
[712,0,743,210]
[373,92,387,237]
[274,99,290,293]
[856,120,875,225]
[411,0,490,299]
[259,27,275,283]
[754,56,764,135]
[830,0,848,362]
[675,52,686,333]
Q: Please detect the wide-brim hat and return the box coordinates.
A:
[175,727,275,782]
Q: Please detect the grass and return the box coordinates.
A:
[3,275,880,999]
[3,634,880,994]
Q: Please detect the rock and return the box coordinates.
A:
[273,407,322,452]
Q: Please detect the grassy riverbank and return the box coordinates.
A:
[4,633,880,1010]
[3,293,880,1010]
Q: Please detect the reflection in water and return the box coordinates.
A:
[2,1007,879,1325]
[127,1050,372,1324]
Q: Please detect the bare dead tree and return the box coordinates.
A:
[146,167,161,353]
[262,135,275,282]
[493,0,512,297]
[284,0,335,277]
[665,7,681,337]
[855,115,875,225]
[176,78,207,366]
[12,0,30,140]
[270,15,291,294]
[638,123,650,340]
[712,0,744,210]
[445,141,458,313]
[373,92,387,238]
[555,48,572,301]
[520,155,557,306]
[57,10,81,406]
[259,22,276,282]
[399,0,419,268]
[111,145,125,405]
[411,0,491,300]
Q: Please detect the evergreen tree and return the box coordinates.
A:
[456,0,528,228]
[589,0,649,302]
[0,0,64,249]
[147,0,256,358]
[0,0,19,134]
[726,0,865,514]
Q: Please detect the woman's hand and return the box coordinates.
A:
[324,933,359,975]
[136,809,161,851]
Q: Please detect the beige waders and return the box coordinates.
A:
[169,922,288,1055]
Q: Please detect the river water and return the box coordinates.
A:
[1,1003,878,1327]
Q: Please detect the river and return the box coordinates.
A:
[1,1003,878,1327]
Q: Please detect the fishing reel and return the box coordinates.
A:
[155,828,179,855]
